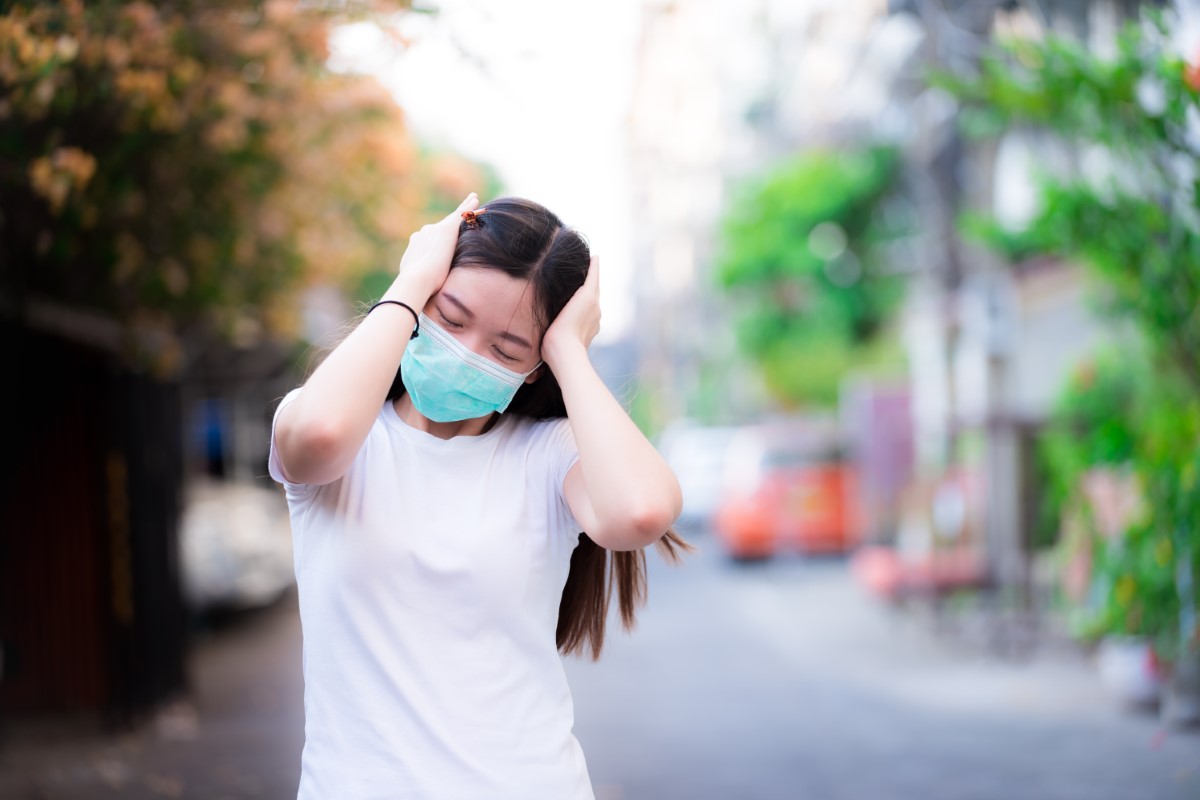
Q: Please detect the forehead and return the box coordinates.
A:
[438,266,541,335]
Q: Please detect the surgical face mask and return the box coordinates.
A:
[400,312,540,423]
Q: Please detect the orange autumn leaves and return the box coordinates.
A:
[1,1,486,373]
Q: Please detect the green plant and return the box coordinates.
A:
[937,13,1200,661]
[936,14,1200,393]
[1035,349,1140,551]
[1082,392,1200,663]
[714,146,907,407]
[1042,350,1200,661]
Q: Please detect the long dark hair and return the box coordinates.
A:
[315,196,691,659]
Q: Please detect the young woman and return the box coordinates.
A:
[269,192,688,799]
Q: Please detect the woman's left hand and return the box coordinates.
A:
[542,255,601,369]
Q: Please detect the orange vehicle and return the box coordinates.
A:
[713,424,860,560]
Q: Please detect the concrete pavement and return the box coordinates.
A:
[1,531,1196,799]
[0,597,305,799]
[565,534,1199,800]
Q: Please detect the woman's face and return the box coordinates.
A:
[422,266,543,378]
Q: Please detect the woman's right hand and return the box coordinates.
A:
[389,192,480,302]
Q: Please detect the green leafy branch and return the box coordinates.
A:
[714,146,907,406]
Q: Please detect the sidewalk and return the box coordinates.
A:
[0,592,305,800]
[568,545,1200,800]
[3,554,1196,800]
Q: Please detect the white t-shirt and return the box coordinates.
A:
[268,387,594,800]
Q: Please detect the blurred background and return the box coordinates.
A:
[2,0,1199,798]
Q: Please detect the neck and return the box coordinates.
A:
[393,394,497,439]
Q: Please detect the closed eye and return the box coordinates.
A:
[437,309,463,329]
[492,345,518,362]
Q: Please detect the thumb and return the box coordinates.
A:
[585,255,600,291]
[448,192,479,220]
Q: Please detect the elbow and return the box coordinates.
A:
[279,415,351,485]
[586,474,683,551]
[628,478,683,541]
[630,503,678,539]
[632,476,682,535]
[601,499,679,551]
[287,412,345,460]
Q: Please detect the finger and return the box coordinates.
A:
[446,193,479,222]
[585,254,600,291]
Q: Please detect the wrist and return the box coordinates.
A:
[383,274,433,311]
[542,335,588,372]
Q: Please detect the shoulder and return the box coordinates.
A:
[273,386,303,416]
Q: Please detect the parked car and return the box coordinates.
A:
[179,478,295,611]
[657,421,739,529]
[713,421,860,560]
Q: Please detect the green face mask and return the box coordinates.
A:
[400,313,540,423]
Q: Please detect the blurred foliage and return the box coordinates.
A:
[1034,349,1139,551]
[937,15,1200,393]
[628,377,665,440]
[714,146,907,408]
[1040,351,1200,662]
[1078,366,1200,663]
[938,13,1200,658]
[750,331,904,409]
[1089,517,1195,663]
[353,146,504,303]
[0,0,491,375]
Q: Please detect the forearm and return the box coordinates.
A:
[280,277,427,482]
[549,341,682,541]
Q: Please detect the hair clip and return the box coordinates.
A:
[461,208,487,228]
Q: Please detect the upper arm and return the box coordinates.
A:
[564,461,674,551]
[563,460,598,536]
[551,418,676,551]
[270,389,349,487]
[270,399,303,485]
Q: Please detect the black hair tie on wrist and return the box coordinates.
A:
[368,299,420,339]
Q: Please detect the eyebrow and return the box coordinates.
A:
[441,291,475,320]
[498,330,532,350]
[441,291,533,350]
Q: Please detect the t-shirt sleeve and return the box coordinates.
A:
[544,418,582,536]
[268,387,314,496]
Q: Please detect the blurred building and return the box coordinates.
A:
[626,0,1160,588]
[892,0,1154,593]
[2,308,190,720]
[625,0,927,546]
[1,295,298,721]
[627,0,926,428]
[627,0,751,427]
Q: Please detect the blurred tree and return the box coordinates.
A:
[0,0,490,375]
[714,146,907,407]
[1035,348,1139,552]
[937,14,1200,664]
[353,143,504,303]
[937,15,1200,393]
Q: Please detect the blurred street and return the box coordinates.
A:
[569,535,1200,799]
[3,529,1197,800]
[0,601,304,800]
